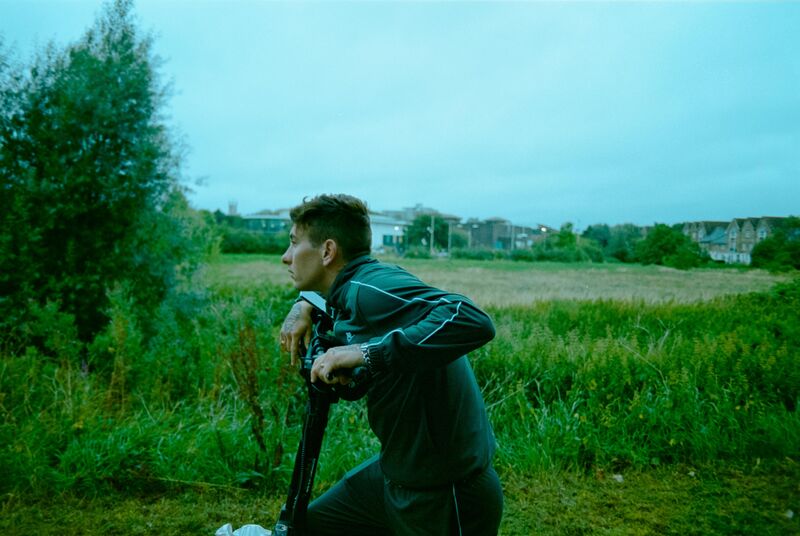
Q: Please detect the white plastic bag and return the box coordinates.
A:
[215,523,272,536]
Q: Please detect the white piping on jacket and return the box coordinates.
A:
[347,280,463,346]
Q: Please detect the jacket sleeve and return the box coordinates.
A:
[354,280,495,373]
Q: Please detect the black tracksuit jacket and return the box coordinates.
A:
[326,256,497,489]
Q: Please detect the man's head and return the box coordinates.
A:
[282,194,372,292]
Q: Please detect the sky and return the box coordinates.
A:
[1,1,798,229]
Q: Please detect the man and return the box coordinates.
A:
[279,194,502,535]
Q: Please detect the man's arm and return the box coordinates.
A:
[352,280,496,373]
[279,300,313,365]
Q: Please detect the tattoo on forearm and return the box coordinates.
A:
[284,304,302,329]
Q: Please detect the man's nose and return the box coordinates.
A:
[281,248,291,264]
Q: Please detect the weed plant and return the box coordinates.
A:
[1,262,797,501]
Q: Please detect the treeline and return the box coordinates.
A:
[209,210,288,255]
[409,220,707,269]
[750,217,800,272]
[197,211,800,272]
[584,219,800,272]
[405,216,800,271]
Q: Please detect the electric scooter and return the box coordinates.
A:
[272,303,370,536]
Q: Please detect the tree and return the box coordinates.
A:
[530,222,603,263]
[607,224,643,262]
[635,224,705,269]
[751,217,800,271]
[582,224,611,249]
[405,214,450,251]
[555,222,577,249]
[0,0,205,343]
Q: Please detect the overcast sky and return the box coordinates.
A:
[2,1,798,229]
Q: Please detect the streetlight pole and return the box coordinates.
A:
[430,213,435,256]
[447,221,452,253]
[468,224,479,248]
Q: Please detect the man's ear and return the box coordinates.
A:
[320,238,339,267]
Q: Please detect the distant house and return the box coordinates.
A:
[382,203,441,223]
[756,217,786,242]
[725,218,758,264]
[698,226,729,262]
[370,213,407,253]
[683,216,788,265]
[682,221,729,243]
[457,218,548,250]
[242,209,291,234]
[235,200,552,254]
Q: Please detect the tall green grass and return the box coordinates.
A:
[477,282,800,473]
[1,260,797,498]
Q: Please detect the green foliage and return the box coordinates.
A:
[607,223,643,262]
[0,279,299,496]
[405,214,450,251]
[0,0,209,343]
[204,211,289,254]
[476,278,800,472]
[2,260,798,498]
[402,246,433,259]
[582,224,611,248]
[583,223,644,262]
[219,226,289,254]
[635,223,706,269]
[555,222,578,248]
[751,216,800,272]
[4,460,800,535]
[530,222,605,263]
[450,248,503,261]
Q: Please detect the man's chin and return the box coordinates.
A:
[291,280,309,291]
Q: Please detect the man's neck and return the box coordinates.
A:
[319,264,345,296]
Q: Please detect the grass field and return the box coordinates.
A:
[2,255,798,535]
[205,254,788,304]
[3,461,798,535]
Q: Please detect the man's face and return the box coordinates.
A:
[282,224,326,291]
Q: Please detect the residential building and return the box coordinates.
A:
[457,218,550,250]
[683,216,788,265]
[242,209,291,234]
[682,221,729,243]
[370,213,407,253]
[234,200,549,254]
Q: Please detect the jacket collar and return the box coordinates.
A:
[327,255,376,306]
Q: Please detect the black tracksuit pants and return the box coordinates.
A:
[305,456,503,536]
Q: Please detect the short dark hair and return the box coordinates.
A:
[289,194,372,261]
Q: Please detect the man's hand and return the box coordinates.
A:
[310,344,365,385]
[280,300,313,365]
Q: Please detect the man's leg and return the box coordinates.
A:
[383,465,503,536]
[453,465,503,535]
[383,481,455,536]
[305,456,391,536]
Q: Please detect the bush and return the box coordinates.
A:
[403,246,432,259]
[451,248,501,261]
[219,227,288,254]
[751,217,800,272]
[0,0,211,344]
[635,224,706,269]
